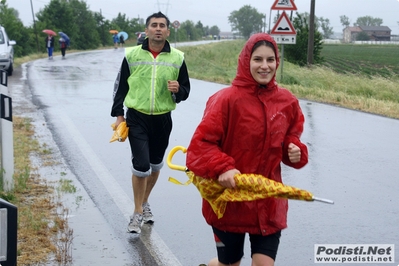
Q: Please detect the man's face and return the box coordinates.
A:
[145,17,170,43]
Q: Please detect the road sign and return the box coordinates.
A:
[270,35,296,44]
[270,11,296,35]
[271,0,298,10]
[172,20,180,29]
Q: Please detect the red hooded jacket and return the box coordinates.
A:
[186,33,308,236]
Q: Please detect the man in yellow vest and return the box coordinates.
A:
[111,11,190,234]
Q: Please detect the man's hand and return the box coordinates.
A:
[218,169,241,188]
[167,80,179,93]
[114,115,125,129]
[288,143,301,163]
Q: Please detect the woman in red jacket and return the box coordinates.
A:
[186,33,308,266]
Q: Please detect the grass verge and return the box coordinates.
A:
[1,117,75,265]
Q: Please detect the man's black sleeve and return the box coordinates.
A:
[111,58,130,117]
[175,60,190,103]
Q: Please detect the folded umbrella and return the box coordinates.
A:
[110,121,129,143]
[167,146,334,218]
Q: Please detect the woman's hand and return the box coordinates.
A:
[218,169,241,188]
[288,143,301,163]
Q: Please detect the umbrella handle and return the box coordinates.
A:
[167,146,187,172]
[312,196,334,204]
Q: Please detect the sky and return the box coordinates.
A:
[8,0,399,35]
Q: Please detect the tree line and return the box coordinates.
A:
[0,0,221,57]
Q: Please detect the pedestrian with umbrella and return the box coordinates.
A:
[110,30,119,49]
[186,33,309,266]
[118,31,128,47]
[43,29,56,60]
[58,32,70,59]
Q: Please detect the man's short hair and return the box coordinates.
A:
[145,12,170,28]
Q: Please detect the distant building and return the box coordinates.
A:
[343,26,362,42]
[343,26,391,43]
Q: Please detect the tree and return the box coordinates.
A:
[318,17,333,39]
[340,15,350,28]
[355,16,383,26]
[284,12,323,66]
[228,5,264,39]
[68,0,100,49]
[37,0,102,50]
[111,13,129,32]
[209,25,220,36]
[180,20,199,41]
[93,11,110,47]
[356,31,370,41]
[288,12,332,39]
[195,21,205,37]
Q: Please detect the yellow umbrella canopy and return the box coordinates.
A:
[109,29,119,34]
[167,146,333,218]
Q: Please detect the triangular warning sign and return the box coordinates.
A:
[270,11,296,35]
[271,0,298,10]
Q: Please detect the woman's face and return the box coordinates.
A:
[250,45,276,85]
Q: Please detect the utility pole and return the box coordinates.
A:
[307,0,316,65]
[100,9,106,46]
[156,0,171,15]
[30,0,40,53]
[263,13,267,32]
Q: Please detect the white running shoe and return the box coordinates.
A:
[142,202,154,224]
[127,212,143,233]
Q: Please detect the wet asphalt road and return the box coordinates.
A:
[8,45,399,266]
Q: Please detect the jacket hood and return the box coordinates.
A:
[232,33,280,90]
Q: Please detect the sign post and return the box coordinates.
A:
[269,0,298,81]
[172,20,180,47]
[270,11,297,44]
[0,69,14,192]
[271,0,298,11]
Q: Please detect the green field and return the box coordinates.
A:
[320,44,399,78]
[179,40,399,119]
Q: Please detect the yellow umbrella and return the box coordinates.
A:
[167,146,333,218]
[110,121,128,142]
[109,29,119,34]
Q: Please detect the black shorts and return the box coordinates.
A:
[212,226,281,264]
[126,108,172,173]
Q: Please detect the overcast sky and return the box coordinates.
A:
[8,0,399,34]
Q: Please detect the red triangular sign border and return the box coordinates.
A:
[270,11,297,35]
[271,0,298,11]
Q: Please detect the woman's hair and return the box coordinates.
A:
[252,40,276,56]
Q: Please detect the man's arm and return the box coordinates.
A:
[111,58,130,117]
[174,60,190,103]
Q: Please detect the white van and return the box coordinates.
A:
[0,25,16,76]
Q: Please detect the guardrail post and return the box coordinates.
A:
[0,69,14,191]
[0,198,18,266]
